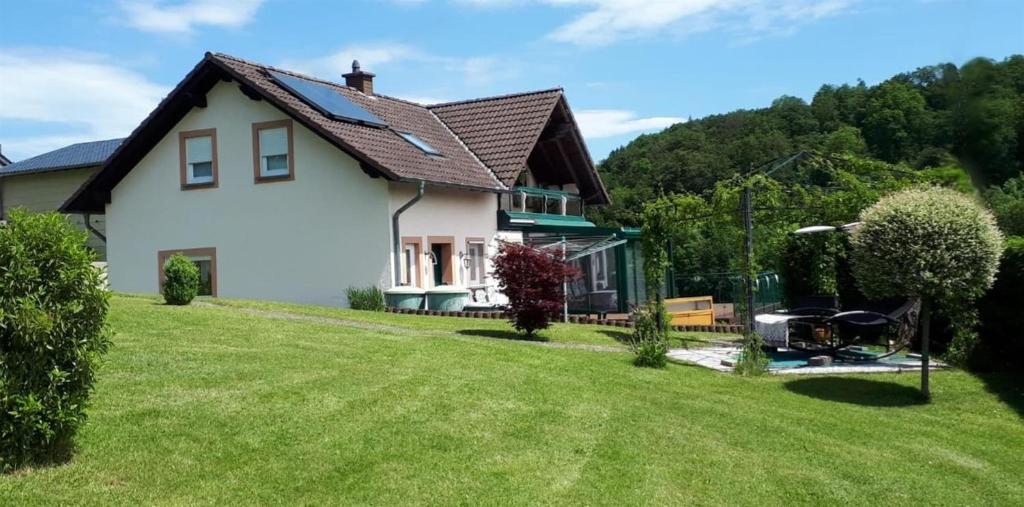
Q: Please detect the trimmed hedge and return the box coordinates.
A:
[1,210,110,471]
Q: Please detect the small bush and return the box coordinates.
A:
[162,253,199,305]
[491,242,579,336]
[345,286,385,311]
[734,333,770,376]
[629,303,669,368]
[1,210,110,472]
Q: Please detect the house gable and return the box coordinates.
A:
[63,53,509,214]
[430,92,609,205]
[105,79,392,303]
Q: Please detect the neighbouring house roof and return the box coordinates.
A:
[63,52,607,213]
[0,138,124,177]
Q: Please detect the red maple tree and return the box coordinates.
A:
[491,241,580,336]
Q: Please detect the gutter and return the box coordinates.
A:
[83,213,107,243]
[392,180,425,286]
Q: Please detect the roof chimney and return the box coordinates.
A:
[343,60,375,96]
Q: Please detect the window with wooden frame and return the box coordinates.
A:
[464,238,486,287]
[158,247,217,296]
[252,119,294,182]
[179,129,218,189]
[400,237,422,287]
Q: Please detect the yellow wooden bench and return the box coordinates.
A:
[665,296,715,326]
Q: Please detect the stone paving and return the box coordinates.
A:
[667,346,948,375]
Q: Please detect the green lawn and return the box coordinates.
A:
[2,295,1021,505]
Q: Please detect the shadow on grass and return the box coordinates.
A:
[457,329,549,343]
[599,330,706,349]
[599,330,632,346]
[784,377,928,407]
[977,372,1024,420]
[3,441,74,475]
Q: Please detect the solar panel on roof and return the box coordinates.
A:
[269,71,387,128]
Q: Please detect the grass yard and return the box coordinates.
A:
[2,295,1022,505]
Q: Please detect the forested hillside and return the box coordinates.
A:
[594,55,1024,227]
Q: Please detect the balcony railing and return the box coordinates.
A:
[499,186,584,217]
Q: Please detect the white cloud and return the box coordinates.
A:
[454,0,855,46]
[118,0,264,34]
[281,43,520,90]
[574,109,683,138]
[280,43,426,77]
[0,49,169,160]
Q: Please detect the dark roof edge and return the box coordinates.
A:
[427,87,564,109]
[556,94,610,205]
[1,162,102,179]
[1,138,123,176]
[63,55,218,213]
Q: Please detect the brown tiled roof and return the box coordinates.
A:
[429,89,563,186]
[211,53,503,190]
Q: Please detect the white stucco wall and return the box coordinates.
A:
[106,81,391,306]
[388,182,502,291]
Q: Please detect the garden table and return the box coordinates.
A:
[754,313,795,348]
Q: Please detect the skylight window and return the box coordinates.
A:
[397,131,442,156]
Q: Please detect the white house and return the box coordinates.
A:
[64,53,637,309]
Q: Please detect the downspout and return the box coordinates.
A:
[83,213,107,243]
[392,180,425,286]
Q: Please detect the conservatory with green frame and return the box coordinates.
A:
[498,186,647,316]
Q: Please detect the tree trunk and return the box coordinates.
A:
[920,297,931,400]
[741,187,756,338]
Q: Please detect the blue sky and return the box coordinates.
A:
[1,0,1021,163]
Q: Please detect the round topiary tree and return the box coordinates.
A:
[1,210,110,471]
[163,253,200,305]
[850,187,1004,399]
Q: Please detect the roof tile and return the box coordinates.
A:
[429,90,563,186]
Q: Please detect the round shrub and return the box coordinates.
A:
[1,210,110,471]
[850,187,1003,397]
[163,253,200,305]
[851,187,1004,304]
